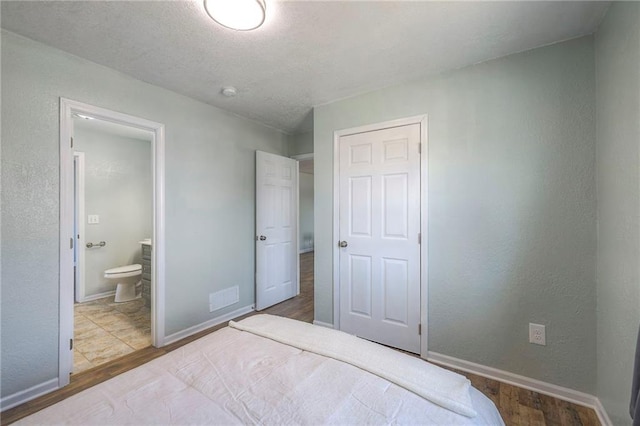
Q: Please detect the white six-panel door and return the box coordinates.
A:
[339,123,421,353]
[256,151,299,311]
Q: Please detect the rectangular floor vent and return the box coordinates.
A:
[209,286,239,312]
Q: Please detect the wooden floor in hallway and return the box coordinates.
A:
[2,251,599,425]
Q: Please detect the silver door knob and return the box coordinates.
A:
[259,235,267,241]
[339,240,348,248]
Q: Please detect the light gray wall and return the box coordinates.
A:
[595,2,640,424]
[299,172,314,251]
[289,131,314,156]
[1,30,288,399]
[74,126,152,298]
[314,36,597,393]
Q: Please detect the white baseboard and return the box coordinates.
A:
[593,397,614,426]
[163,304,254,345]
[0,378,58,411]
[299,248,314,254]
[427,352,611,426]
[312,320,334,329]
[81,290,116,303]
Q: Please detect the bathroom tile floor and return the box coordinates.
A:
[73,297,151,374]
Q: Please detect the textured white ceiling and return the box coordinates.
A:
[1,1,609,133]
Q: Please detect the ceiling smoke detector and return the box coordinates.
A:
[221,86,237,97]
[204,0,266,31]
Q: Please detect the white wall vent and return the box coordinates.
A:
[209,286,240,312]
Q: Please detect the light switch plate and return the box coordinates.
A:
[88,215,100,224]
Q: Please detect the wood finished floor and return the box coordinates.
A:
[1,252,598,425]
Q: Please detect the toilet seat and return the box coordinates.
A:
[104,264,142,279]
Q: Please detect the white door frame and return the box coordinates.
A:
[332,115,429,357]
[59,98,166,388]
[73,152,86,304]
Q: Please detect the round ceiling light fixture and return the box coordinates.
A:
[204,0,266,31]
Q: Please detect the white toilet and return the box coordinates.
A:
[104,264,142,303]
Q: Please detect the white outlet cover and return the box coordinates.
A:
[529,323,546,346]
[88,214,100,224]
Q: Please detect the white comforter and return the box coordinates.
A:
[19,316,504,425]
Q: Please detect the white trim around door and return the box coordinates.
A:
[332,115,428,357]
[59,98,166,389]
[73,152,86,303]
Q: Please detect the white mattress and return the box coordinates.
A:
[18,320,504,425]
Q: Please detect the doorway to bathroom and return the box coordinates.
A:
[72,117,153,373]
[59,99,165,387]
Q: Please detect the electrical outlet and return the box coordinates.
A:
[88,214,100,224]
[529,323,546,346]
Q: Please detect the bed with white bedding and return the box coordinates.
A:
[18,315,504,425]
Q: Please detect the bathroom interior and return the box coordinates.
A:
[72,114,153,374]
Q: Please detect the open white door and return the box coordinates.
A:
[338,123,421,353]
[256,151,299,310]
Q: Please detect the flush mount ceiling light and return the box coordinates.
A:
[204,0,266,31]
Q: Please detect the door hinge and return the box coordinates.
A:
[418,143,421,154]
[418,233,421,244]
[70,237,74,249]
[70,137,74,148]
[418,324,422,336]
[70,338,73,350]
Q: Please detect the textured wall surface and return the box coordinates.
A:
[1,30,287,398]
[314,37,597,393]
[595,3,640,424]
[299,172,314,251]
[74,127,152,298]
